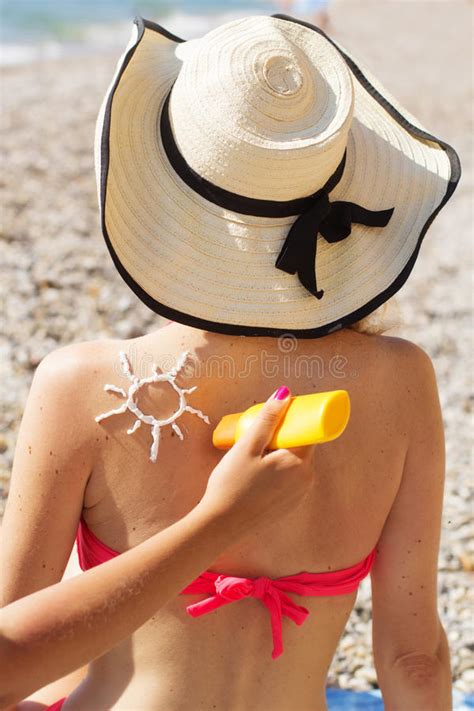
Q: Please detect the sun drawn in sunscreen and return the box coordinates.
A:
[95,350,210,462]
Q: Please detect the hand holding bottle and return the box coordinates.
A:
[200,386,316,535]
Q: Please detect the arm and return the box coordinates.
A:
[371,343,452,710]
[0,504,233,707]
[0,345,96,604]
[0,385,316,705]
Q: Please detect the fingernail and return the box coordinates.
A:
[273,386,290,401]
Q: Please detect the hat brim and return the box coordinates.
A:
[96,15,460,338]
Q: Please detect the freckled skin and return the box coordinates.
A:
[0,326,449,710]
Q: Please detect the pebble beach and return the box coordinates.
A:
[1,0,473,698]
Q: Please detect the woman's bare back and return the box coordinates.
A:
[2,324,444,710]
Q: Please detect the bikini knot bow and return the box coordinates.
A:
[185,573,309,659]
[214,574,254,600]
[275,158,395,299]
[213,574,271,601]
[181,550,376,659]
[253,576,272,600]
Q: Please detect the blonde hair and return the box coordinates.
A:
[348,298,402,336]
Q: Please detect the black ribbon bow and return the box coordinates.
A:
[275,159,395,299]
[160,91,394,301]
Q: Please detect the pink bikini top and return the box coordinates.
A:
[76,519,376,659]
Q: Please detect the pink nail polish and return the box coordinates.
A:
[273,386,290,401]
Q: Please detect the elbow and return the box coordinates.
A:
[393,650,449,706]
[391,620,451,685]
[392,651,443,684]
[375,620,452,709]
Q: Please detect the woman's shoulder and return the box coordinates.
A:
[39,336,120,360]
[36,337,130,378]
[32,337,131,426]
[350,331,434,367]
[370,334,435,374]
[28,337,146,461]
[344,331,438,400]
[359,334,439,411]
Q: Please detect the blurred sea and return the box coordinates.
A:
[0,0,277,65]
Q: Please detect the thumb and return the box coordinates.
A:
[240,386,291,455]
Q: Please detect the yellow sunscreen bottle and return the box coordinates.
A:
[212,390,350,450]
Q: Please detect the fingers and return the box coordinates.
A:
[262,448,315,497]
[240,386,292,455]
[264,444,314,466]
[285,444,316,462]
[263,447,301,467]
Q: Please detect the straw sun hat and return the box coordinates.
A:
[95,14,460,338]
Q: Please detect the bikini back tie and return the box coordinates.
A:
[181,552,376,659]
[77,519,376,659]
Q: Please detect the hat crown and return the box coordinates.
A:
[262,54,303,95]
[169,16,354,201]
